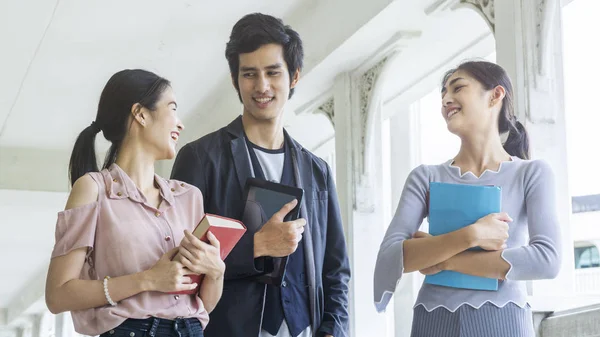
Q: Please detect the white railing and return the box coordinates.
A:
[537,304,600,337]
[575,267,600,294]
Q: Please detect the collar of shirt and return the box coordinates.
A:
[102,163,192,207]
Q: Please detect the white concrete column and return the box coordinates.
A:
[387,105,421,337]
[494,0,575,307]
[387,105,420,211]
[332,35,410,336]
[332,71,360,337]
[333,70,386,337]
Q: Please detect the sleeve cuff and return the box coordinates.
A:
[317,323,340,337]
[253,256,274,274]
[500,249,515,280]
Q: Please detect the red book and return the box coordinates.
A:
[169,213,246,295]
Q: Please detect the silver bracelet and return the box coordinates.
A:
[103,276,117,306]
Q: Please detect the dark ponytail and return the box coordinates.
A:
[68,69,171,186]
[69,122,101,186]
[502,119,529,160]
[442,61,530,159]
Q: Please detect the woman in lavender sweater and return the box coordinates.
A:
[374,61,561,337]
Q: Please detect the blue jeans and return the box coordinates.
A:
[100,317,204,337]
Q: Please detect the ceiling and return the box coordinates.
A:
[0,0,308,150]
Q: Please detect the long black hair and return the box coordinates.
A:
[68,69,171,186]
[442,61,530,159]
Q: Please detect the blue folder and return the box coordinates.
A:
[424,182,501,291]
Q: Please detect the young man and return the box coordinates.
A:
[171,13,350,337]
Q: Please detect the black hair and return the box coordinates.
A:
[68,69,171,186]
[442,61,530,159]
[225,13,304,101]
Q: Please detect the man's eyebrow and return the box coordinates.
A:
[265,63,283,70]
[240,63,283,72]
[240,66,258,72]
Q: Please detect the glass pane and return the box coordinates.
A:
[417,88,460,165]
[591,246,600,267]
[579,248,591,268]
[564,0,600,195]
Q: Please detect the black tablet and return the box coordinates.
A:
[241,177,304,286]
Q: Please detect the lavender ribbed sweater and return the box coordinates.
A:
[374,157,561,312]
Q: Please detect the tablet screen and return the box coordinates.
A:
[242,178,304,286]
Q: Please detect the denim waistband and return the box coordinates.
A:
[107,317,203,337]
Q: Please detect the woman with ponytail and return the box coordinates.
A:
[374,61,561,336]
[46,69,223,337]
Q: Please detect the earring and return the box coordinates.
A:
[141,120,145,126]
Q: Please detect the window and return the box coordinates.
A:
[562,0,600,301]
[563,0,600,196]
[414,52,496,166]
[415,87,460,165]
[575,245,600,269]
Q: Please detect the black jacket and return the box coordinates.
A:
[170,116,350,337]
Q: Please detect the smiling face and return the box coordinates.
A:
[236,43,299,122]
[441,70,501,138]
[138,86,184,160]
